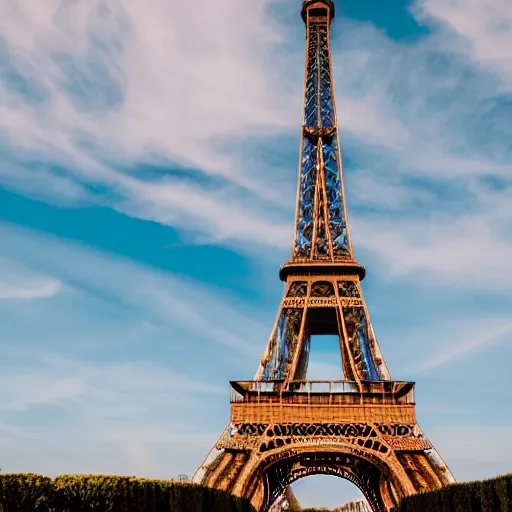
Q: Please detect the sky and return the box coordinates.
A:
[0,0,511,508]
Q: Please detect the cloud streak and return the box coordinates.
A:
[0,359,231,480]
[0,277,62,300]
[0,223,262,478]
[415,0,512,86]
[0,355,223,415]
[0,258,63,300]
[0,0,294,251]
[1,0,511,288]
[0,221,267,358]
[407,320,512,374]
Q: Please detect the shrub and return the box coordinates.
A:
[494,475,512,512]
[0,473,256,512]
[0,473,53,512]
[393,474,512,512]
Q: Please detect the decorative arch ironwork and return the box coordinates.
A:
[252,449,400,512]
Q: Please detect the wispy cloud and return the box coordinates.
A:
[2,0,511,285]
[0,349,229,478]
[0,221,265,357]
[0,285,231,474]
[0,355,223,414]
[329,1,512,288]
[415,0,512,87]
[0,276,62,300]
[0,0,294,251]
[352,199,512,289]
[0,258,63,300]
[0,223,265,477]
[305,360,344,381]
[407,320,512,374]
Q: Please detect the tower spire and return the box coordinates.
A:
[281,0,364,281]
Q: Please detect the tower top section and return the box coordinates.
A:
[301,0,335,23]
[282,0,365,281]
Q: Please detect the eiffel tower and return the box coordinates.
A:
[193,2,455,510]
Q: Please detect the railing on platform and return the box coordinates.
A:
[230,380,415,406]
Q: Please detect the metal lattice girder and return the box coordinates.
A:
[193,2,454,510]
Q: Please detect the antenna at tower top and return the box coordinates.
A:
[301,0,336,23]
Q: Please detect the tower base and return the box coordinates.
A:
[194,381,454,511]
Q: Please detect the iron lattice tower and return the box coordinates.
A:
[193,2,454,510]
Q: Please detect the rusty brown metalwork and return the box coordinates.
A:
[193,1,454,510]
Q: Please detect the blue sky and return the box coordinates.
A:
[1,0,511,508]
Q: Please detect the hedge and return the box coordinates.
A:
[392,474,512,512]
[0,474,256,512]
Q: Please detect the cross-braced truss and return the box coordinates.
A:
[193,2,454,510]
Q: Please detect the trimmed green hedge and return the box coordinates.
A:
[0,474,256,512]
[392,474,512,512]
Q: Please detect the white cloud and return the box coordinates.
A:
[334,20,511,179]
[0,221,267,357]
[0,0,294,250]
[0,277,62,300]
[0,356,223,415]
[407,319,512,373]
[0,373,85,412]
[415,0,512,86]
[334,16,512,286]
[0,223,266,477]
[326,2,512,289]
[0,258,63,300]
[352,203,512,289]
[1,0,512,285]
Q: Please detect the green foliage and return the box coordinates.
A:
[393,474,512,512]
[0,473,53,512]
[0,473,256,512]
[494,475,512,512]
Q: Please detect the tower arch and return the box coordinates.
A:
[242,446,407,512]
